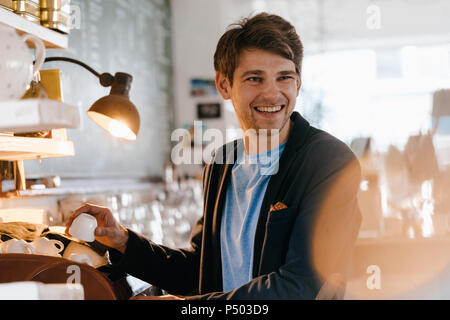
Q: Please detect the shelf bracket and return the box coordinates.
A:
[13,160,26,191]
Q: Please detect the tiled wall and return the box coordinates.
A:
[25,0,174,179]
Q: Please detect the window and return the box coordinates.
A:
[298,44,450,160]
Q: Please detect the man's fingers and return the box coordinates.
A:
[95,226,116,238]
[94,225,129,253]
[95,226,105,237]
[72,203,107,217]
[65,203,107,235]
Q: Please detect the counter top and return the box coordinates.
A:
[356,233,450,246]
[1,177,164,198]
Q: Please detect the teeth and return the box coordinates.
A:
[255,105,283,113]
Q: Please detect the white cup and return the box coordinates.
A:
[69,213,97,242]
[0,281,39,299]
[1,239,35,254]
[68,253,93,267]
[0,282,84,300]
[31,237,64,257]
[62,242,107,268]
[36,283,84,300]
[0,25,46,101]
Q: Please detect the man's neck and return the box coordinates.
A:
[243,119,293,155]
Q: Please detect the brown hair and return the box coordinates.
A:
[214,12,303,86]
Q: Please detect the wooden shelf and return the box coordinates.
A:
[0,7,68,49]
[0,98,80,133]
[0,135,75,161]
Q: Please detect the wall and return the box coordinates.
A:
[24,0,174,179]
[170,0,240,137]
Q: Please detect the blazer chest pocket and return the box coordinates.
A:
[258,207,296,274]
[267,207,295,223]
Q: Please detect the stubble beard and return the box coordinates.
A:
[239,106,293,154]
[249,105,292,137]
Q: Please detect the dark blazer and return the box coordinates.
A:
[110,111,362,300]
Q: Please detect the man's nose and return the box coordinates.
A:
[261,80,280,100]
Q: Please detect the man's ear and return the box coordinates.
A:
[215,72,232,100]
[296,77,302,96]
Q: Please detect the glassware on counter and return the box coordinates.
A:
[56,179,203,248]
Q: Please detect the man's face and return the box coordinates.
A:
[216,48,301,135]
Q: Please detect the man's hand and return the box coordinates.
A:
[129,294,185,300]
[65,203,129,253]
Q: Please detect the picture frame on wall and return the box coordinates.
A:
[190,79,218,97]
[197,103,221,119]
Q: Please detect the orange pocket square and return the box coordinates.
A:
[270,202,288,212]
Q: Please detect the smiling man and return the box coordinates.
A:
[216,48,298,154]
[215,15,302,155]
[66,13,362,300]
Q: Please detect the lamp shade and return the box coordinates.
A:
[87,73,140,140]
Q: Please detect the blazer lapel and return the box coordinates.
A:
[252,112,312,277]
[206,140,239,291]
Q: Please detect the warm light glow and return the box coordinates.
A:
[108,119,136,140]
[312,161,450,299]
[87,111,136,140]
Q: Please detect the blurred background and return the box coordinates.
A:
[1,0,450,299]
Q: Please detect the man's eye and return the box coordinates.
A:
[279,76,294,81]
[247,77,262,82]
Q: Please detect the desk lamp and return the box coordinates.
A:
[44,57,140,140]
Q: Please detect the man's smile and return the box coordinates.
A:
[252,104,285,113]
[251,103,287,120]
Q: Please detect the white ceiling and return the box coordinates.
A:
[219,0,450,51]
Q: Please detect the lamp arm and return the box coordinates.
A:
[43,57,114,87]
